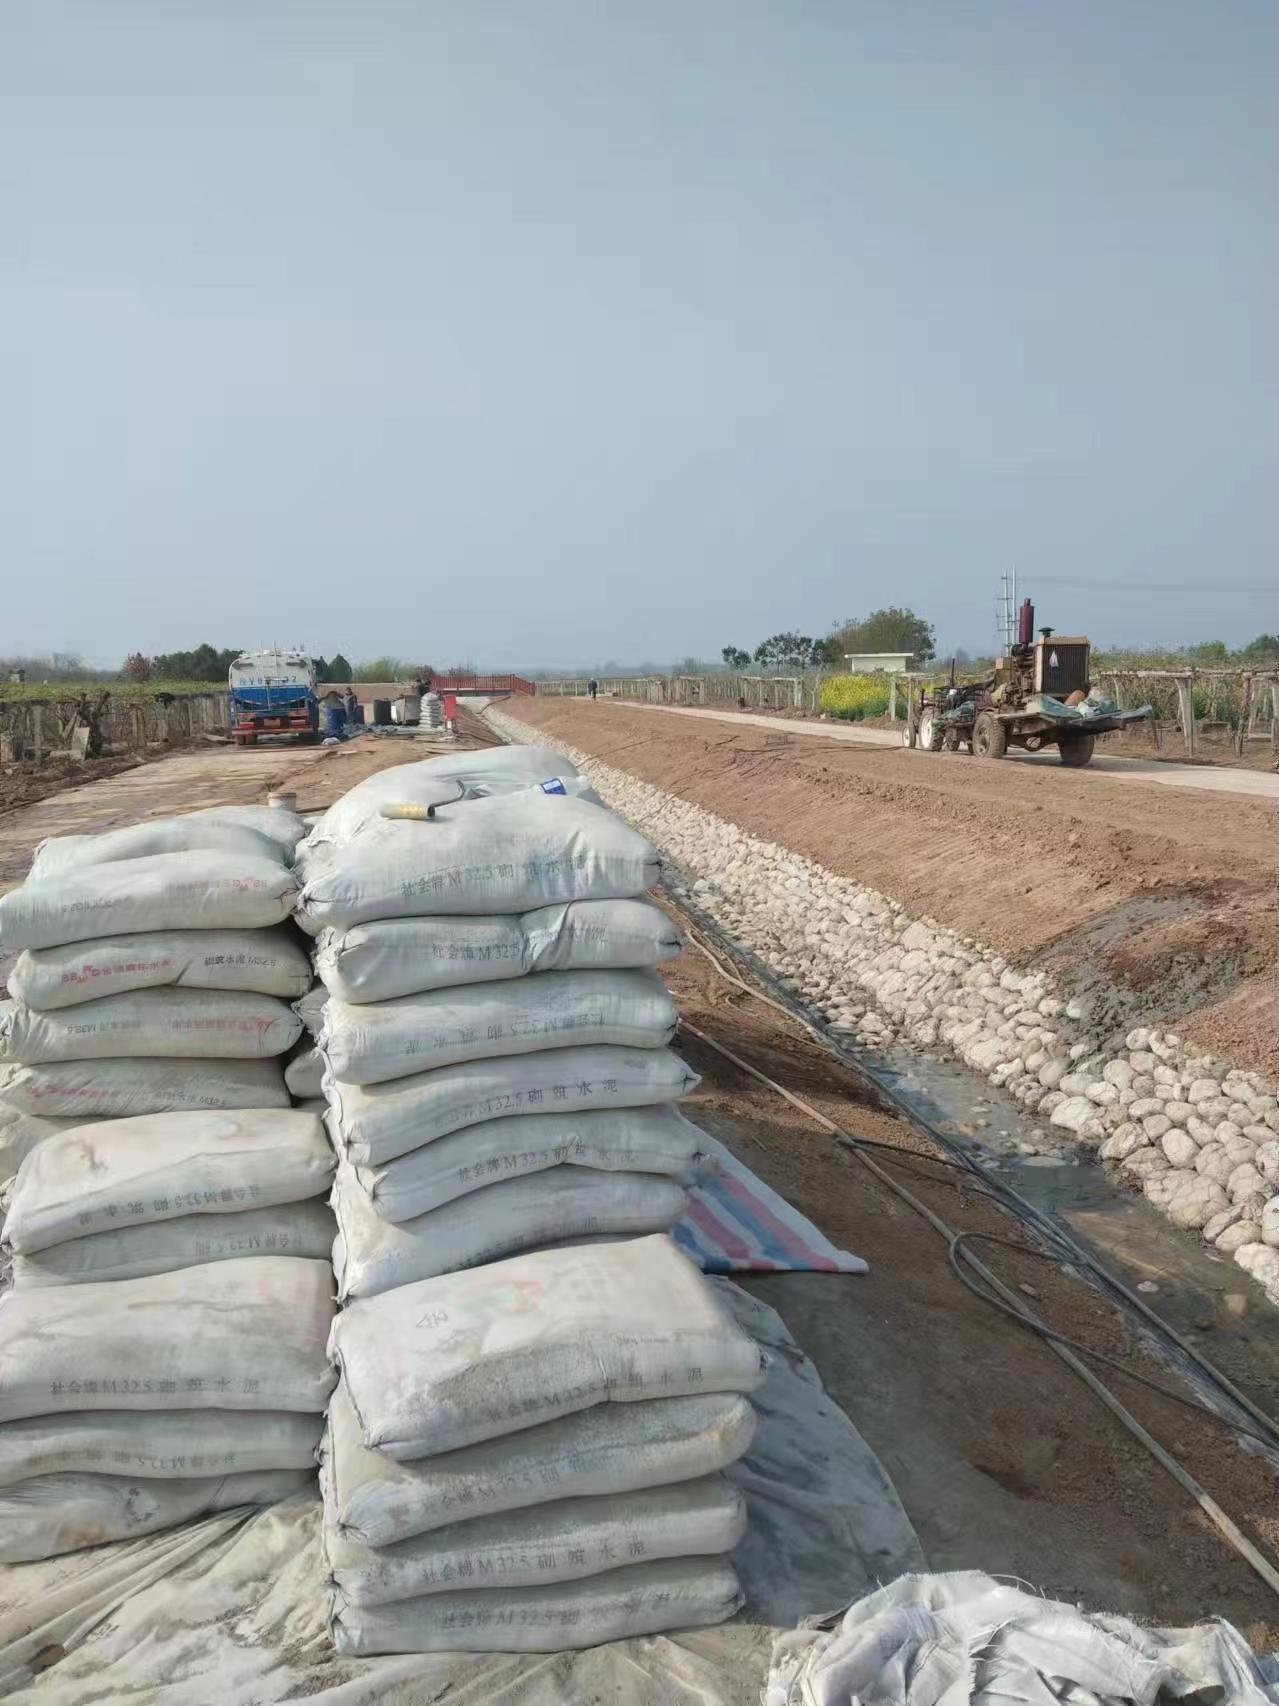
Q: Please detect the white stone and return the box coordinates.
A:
[1161,1129,1199,1169]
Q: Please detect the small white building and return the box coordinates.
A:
[844,651,914,674]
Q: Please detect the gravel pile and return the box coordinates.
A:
[485,709,1279,1308]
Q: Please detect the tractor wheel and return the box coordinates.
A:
[918,711,944,752]
[973,713,1008,759]
[1058,733,1095,768]
[943,727,961,752]
[902,722,916,749]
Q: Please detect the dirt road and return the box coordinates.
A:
[502,697,1279,1078]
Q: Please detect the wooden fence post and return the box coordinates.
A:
[1174,674,1195,756]
[31,705,43,762]
[889,676,898,721]
[1235,672,1253,758]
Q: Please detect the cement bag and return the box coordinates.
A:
[0,850,298,952]
[360,1104,706,1222]
[0,1468,313,1563]
[323,1378,756,1547]
[296,984,329,1036]
[0,988,303,1065]
[295,795,658,934]
[29,818,287,881]
[329,1556,742,1655]
[8,926,312,1011]
[332,1164,687,1299]
[0,1105,80,1192]
[315,898,681,1005]
[309,747,581,847]
[0,1256,336,1423]
[331,1234,765,1460]
[321,969,677,1088]
[0,1056,289,1119]
[285,1044,326,1098]
[188,803,308,857]
[327,1474,745,1608]
[4,1107,334,1253]
[0,1407,321,1485]
[11,1198,336,1287]
[330,1045,700,1166]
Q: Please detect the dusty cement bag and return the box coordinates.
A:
[187,803,308,856]
[0,1467,314,1563]
[0,1256,336,1423]
[0,987,303,1065]
[308,747,581,847]
[285,1044,326,1098]
[327,1473,746,1607]
[0,1056,289,1119]
[330,1044,699,1166]
[322,1377,756,1547]
[321,969,678,1088]
[329,1555,742,1655]
[0,1104,81,1192]
[4,1107,334,1253]
[8,926,312,1011]
[359,1104,706,1222]
[29,818,288,881]
[331,1235,765,1460]
[314,897,681,1005]
[0,1407,321,1485]
[332,1163,687,1299]
[0,850,298,952]
[295,795,658,934]
[11,1198,336,1287]
[296,983,328,1035]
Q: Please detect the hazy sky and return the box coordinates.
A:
[6,2,1277,669]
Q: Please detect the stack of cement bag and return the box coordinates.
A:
[296,781,704,1299]
[0,1253,335,1561]
[322,1235,763,1652]
[0,805,309,1163]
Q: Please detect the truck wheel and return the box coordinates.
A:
[918,712,944,751]
[973,713,1008,759]
[1058,734,1095,767]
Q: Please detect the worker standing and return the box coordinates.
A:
[588,677,599,701]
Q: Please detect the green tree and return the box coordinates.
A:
[353,656,411,682]
[721,645,751,670]
[152,643,241,681]
[327,653,353,682]
[1241,633,1279,661]
[1187,639,1229,664]
[819,607,935,668]
[753,633,819,670]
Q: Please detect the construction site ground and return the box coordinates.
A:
[3,714,1279,1646]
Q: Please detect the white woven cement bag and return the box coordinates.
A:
[29,817,287,881]
[296,794,657,934]
[188,803,308,856]
[360,1104,706,1222]
[329,1556,742,1655]
[327,1474,746,1608]
[321,969,677,1088]
[332,1164,687,1300]
[286,1045,326,1098]
[309,747,581,847]
[9,927,312,1011]
[0,1407,321,1485]
[330,1234,765,1459]
[4,1108,334,1254]
[0,850,297,952]
[0,1256,336,1423]
[315,898,681,1005]
[329,1045,700,1166]
[11,1198,336,1287]
[0,1105,80,1192]
[0,1056,289,1119]
[0,988,303,1065]
[322,1378,755,1547]
[296,983,329,1035]
[0,1468,313,1563]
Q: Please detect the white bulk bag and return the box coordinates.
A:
[0,1057,289,1119]
[4,1107,333,1253]
[308,747,580,847]
[329,1556,742,1655]
[322,1379,756,1548]
[330,1235,765,1460]
[295,795,657,934]
[332,1164,687,1300]
[0,1468,313,1563]
[11,1198,336,1287]
[360,1104,706,1222]
[321,969,677,1088]
[285,1045,326,1098]
[326,1474,746,1608]
[0,1256,336,1423]
[329,1045,699,1166]
[0,850,297,952]
[0,988,302,1065]
[8,927,312,1011]
[29,818,287,881]
[0,1105,80,1191]
[315,897,681,1005]
[0,1407,321,1486]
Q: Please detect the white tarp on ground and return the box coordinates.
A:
[0,1286,924,1703]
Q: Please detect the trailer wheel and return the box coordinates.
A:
[918,712,944,752]
[1058,733,1095,768]
[973,713,1007,759]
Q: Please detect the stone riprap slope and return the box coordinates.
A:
[486,707,1279,1307]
